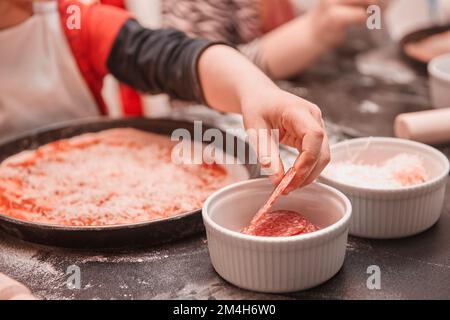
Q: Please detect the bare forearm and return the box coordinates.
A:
[259,15,326,79]
[197,45,278,114]
[259,0,374,80]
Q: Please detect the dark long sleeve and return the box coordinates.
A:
[107,19,221,104]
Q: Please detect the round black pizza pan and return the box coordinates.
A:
[0,117,260,249]
[400,24,450,72]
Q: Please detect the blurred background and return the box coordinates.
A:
[97,0,450,149]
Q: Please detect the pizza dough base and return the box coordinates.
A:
[0,128,235,226]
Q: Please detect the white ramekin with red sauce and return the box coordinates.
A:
[202,179,352,293]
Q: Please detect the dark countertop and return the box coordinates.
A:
[1,30,449,300]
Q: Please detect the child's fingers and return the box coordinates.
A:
[333,5,368,26]
[332,0,380,7]
[286,126,325,192]
[259,129,284,184]
[299,133,331,187]
[247,120,284,183]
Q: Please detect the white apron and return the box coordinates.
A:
[0,1,99,140]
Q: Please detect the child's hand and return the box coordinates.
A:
[258,0,385,79]
[306,0,381,50]
[241,89,330,193]
[198,45,329,192]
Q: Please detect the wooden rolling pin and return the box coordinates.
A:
[0,273,37,300]
[394,108,450,145]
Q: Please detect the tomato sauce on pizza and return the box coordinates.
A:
[0,128,235,227]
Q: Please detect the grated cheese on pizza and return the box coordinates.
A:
[0,128,235,226]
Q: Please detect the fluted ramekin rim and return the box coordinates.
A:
[320,137,449,195]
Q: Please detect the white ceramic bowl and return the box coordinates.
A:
[320,137,449,239]
[428,53,450,109]
[202,179,352,293]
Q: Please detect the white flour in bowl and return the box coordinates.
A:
[324,153,428,188]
